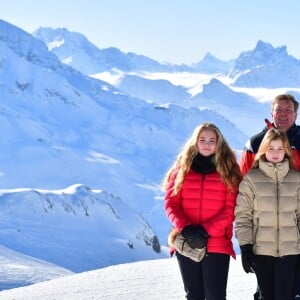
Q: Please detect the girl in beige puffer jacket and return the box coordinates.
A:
[235,128,300,300]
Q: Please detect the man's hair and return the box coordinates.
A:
[271,94,299,112]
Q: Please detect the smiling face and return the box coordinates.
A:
[265,138,285,164]
[197,129,217,156]
[271,99,297,132]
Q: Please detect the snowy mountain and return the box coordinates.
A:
[0,18,249,290]
[192,52,232,74]
[230,40,300,88]
[33,27,232,75]
[1,18,300,293]
[34,27,300,90]
[190,79,270,135]
[0,184,162,273]
[116,74,191,105]
[33,27,300,134]
[32,27,176,74]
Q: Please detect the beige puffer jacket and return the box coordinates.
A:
[235,158,300,257]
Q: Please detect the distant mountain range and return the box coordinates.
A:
[0,18,300,290]
[34,27,300,88]
[33,26,300,134]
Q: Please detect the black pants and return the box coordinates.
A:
[293,269,300,297]
[254,254,298,300]
[176,251,230,300]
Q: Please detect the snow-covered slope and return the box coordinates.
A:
[0,184,164,274]
[0,21,250,291]
[0,256,257,300]
[0,244,72,291]
[190,79,270,135]
[116,74,190,104]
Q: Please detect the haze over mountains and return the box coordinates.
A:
[1,18,300,291]
[33,26,300,135]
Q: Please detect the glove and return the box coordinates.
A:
[240,244,255,273]
[181,225,209,249]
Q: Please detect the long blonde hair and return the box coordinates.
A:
[252,128,294,169]
[162,122,242,195]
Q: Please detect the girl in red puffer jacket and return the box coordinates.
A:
[163,122,242,300]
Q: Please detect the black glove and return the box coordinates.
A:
[181,225,209,249]
[240,244,255,273]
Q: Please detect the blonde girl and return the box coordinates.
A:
[235,128,300,300]
[163,122,242,300]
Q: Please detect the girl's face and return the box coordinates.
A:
[197,129,217,156]
[265,139,285,163]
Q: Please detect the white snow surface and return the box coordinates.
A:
[0,244,72,291]
[0,256,256,300]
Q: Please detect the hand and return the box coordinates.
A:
[181,225,209,249]
[240,244,255,273]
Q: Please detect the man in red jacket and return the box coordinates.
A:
[239,93,300,300]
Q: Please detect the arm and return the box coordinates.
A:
[296,185,300,233]
[234,176,255,246]
[164,170,191,231]
[292,149,300,171]
[240,125,269,175]
[240,147,255,176]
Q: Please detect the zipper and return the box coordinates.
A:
[200,174,205,222]
[274,165,279,256]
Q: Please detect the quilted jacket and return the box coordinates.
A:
[235,159,300,257]
[165,168,237,258]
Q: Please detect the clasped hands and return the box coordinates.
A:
[181,225,209,249]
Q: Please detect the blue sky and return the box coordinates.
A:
[2,0,300,64]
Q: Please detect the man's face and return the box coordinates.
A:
[271,100,297,132]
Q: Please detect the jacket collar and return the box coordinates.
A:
[258,158,289,181]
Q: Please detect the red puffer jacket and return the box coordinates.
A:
[165,169,237,258]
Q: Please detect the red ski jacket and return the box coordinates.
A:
[165,169,237,258]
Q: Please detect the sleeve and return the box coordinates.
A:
[296,184,300,233]
[239,147,255,176]
[234,176,255,246]
[201,187,237,237]
[292,149,300,171]
[164,170,191,231]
